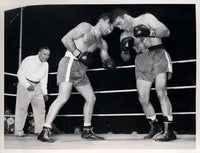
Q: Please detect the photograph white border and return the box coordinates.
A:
[1,0,199,153]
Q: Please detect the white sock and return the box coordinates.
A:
[147,115,156,121]
[84,123,91,127]
[44,123,52,129]
[166,116,173,121]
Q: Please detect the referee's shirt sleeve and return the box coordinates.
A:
[17,57,31,88]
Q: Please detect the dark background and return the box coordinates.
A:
[4,4,196,134]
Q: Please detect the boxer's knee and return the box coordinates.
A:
[138,93,150,107]
[156,86,168,101]
[56,94,70,106]
[85,94,96,106]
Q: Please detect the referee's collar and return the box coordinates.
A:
[36,55,43,63]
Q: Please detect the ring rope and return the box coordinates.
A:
[4,58,196,96]
[51,59,196,74]
[4,59,196,118]
[4,72,17,76]
[4,59,196,76]
[86,59,196,72]
[4,112,196,117]
[49,85,196,95]
[4,85,196,97]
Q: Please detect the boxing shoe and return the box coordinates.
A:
[155,122,177,141]
[81,126,105,140]
[37,127,55,143]
[144,119,162,139]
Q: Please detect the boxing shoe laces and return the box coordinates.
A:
[155,122,177,141]
[37,127,55,143]
[81,127,105,140]
[144,120,162,139]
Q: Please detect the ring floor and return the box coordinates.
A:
[4,134,195,150]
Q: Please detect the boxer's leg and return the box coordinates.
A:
[76,83,104,140]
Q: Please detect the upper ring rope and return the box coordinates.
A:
[4,59,196,76]
[50,59,197,74]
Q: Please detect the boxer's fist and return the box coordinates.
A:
[72,49,82,59]
[79,52,93,66]
[103,58,117,72]
[134,24,155,37]
[120,37,134,54]
[72,49,92,66]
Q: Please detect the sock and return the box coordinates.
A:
[44,123,52,129]
[166,116,173,122]
[163,116,173,122]
[147,115,156,122]
[84,123,91,127]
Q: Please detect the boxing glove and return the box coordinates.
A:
[73,49,92,66]
[103,58,117,72]
[120,37,134,54]
[133,24,156,37]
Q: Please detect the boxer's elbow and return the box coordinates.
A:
[61,35,68,45]
[165,29,170,37]
[61,35,72,49]
[161,28,170,37]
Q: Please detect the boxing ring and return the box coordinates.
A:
[3,4,198,153]
[4,59,196,151]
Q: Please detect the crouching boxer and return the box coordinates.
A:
[111,8,176,141]
[37,13,116,143]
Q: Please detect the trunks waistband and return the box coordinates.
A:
[137,44,164,55]
[65,51,78,60]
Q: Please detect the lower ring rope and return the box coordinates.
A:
[49,85,196,95]
[5,112,196,117]
[4,85,196,96]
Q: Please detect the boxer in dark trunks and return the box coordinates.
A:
[111,8,176,141]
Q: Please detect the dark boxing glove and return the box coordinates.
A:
[120,37,134,54]
[103,58,117,72]
[72,49,92,66]
[133,24,156,37]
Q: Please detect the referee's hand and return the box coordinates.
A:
[27,85,34,91]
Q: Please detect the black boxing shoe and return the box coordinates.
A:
[37,127,55,143]
[144,120,162,139]
[81,127,105,140]
[155,122,177,142]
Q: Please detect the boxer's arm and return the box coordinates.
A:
[100,39,116,71]
[99,39,110,61]
[61,22,91,52]
[121,52,131,62]
[144,13,170,38]
[120,32,132,62]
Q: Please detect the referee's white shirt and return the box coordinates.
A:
[17,55,49,95]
